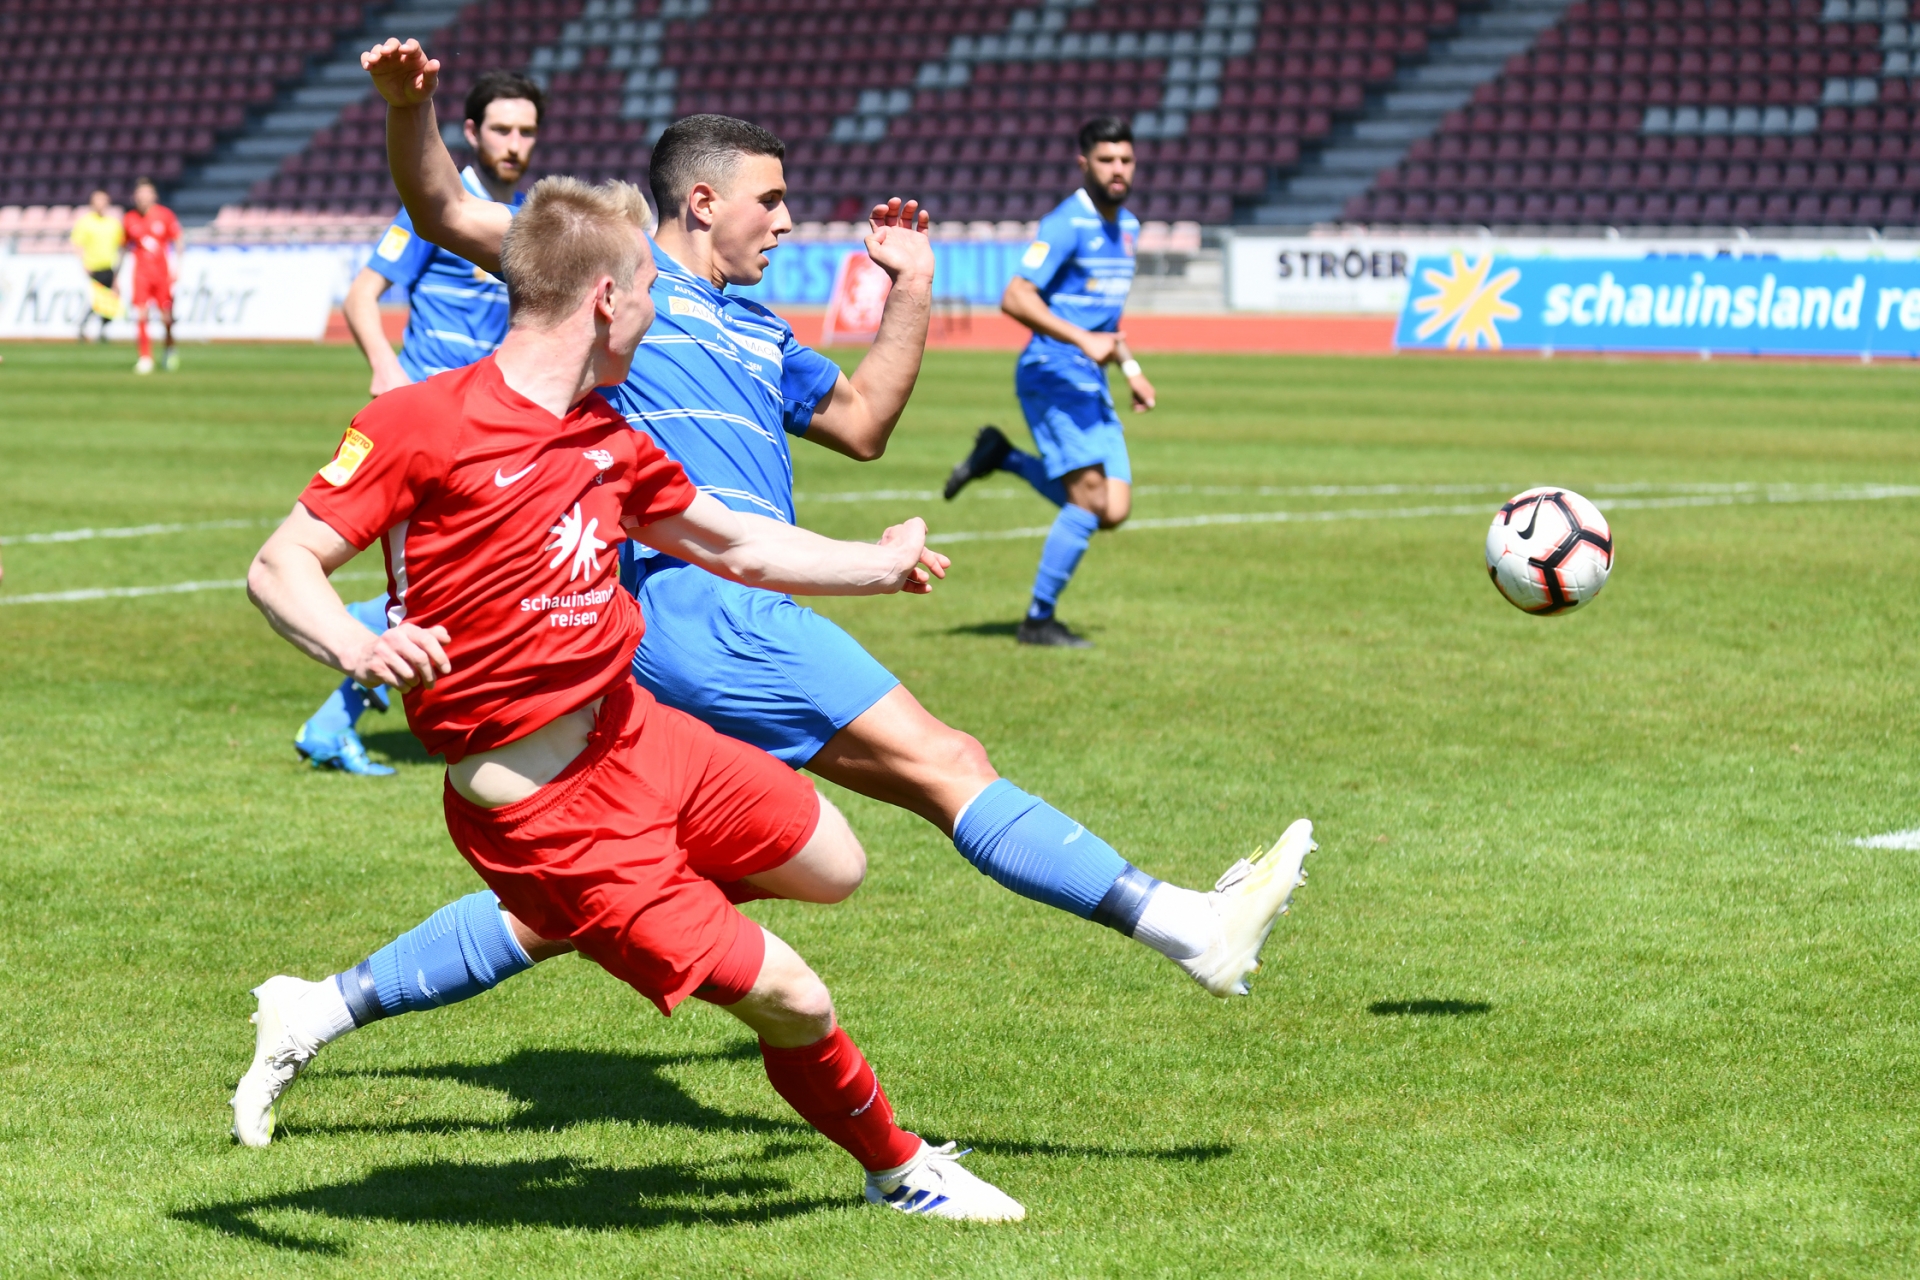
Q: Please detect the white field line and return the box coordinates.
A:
[6,483,1918,602]
[798,481,1889,506]
[1856,829,1920,850]
[0,517,277,547]
[926,483,1920,544]
[0,571,382,607]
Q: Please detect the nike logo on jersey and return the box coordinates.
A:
[1064,824,1085,844]
[495,464,537,487]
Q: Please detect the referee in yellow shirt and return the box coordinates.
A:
[70,188,124,343]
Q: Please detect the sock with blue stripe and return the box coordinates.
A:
[952,780,1217,958]
[1002,447,1068,507]
[333,890,535,1028]
[1027,504,1100,621]
[301,596,395,746]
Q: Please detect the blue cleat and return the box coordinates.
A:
[294,725,395,777]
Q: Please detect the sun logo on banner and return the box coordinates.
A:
[1412,252,1523,350]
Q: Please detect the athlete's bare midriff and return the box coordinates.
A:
[447,697,603,808]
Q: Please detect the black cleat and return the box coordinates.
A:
[944,425,1013,500]
[1016,616,1093,648]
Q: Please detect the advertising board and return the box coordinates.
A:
[1393,252,1920,358]
[0,248,333,340]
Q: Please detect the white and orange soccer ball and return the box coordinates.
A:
[1485,487,1614,614]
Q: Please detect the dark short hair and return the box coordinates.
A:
[1077,116,1134,154]
[649,114,785,215]
[466,70,546,126]
[132,176,156,190]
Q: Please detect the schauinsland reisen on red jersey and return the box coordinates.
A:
[298,356,698,763]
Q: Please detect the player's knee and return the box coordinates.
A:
[927,723,995,789]
[744,932,837,1045]
[801,794,867,903]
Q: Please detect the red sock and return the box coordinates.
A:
[136,314,151,360]
[760,1027,921,1172]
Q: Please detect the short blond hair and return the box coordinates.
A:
[499,177,655,326]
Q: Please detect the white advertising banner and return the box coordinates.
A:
[1226,232,1920,314]
[0,247,335,340]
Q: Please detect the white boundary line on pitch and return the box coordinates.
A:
[0,571,383,608]
[1856,829,1920,850]
[6,483,1919,603]
[0,517,279,547]
[925,484,1920,544]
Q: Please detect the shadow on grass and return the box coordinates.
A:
[1368,999,1492,1017]
[944,619,1023,638]
[965,1139,1232,1163]
[174,1147,833,1251]
[298,1043,807,1141]
[358,726,433,767]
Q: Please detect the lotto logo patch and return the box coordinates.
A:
[375,225,411,262]
[319,428,374,486]
[1021,241,1051,270]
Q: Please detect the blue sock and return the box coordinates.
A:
[303,596,396,740]
[951,779,1161,935]
[1003,448,1067,507]
[1028,504,1100,620]
[301,682,356,745]
[335,890,535,1026]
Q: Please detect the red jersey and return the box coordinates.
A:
[298,356,698,762]
[122,205,180,273]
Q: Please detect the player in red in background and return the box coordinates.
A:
[239,175,1026,1221]
[122,178,182,374]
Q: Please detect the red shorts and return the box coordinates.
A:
[131,265,172,310]
[443,679,820,1014]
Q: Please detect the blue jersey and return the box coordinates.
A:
[1013,188,1139,371]
[606,243,842,529]
[367,166,525,380]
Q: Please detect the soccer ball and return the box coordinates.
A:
[1485,487,1614,615]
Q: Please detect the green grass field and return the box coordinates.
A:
[5,342,1920,1277]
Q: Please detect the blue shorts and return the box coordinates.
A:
[1014,355,1132,484]
[628,561,901,767]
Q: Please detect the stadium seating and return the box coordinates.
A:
[1343,0,1920,227]
[238,0,1475,227]
[0,0,379,208]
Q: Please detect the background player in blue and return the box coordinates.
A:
[943,117,1159,648]
[229,43,1314,1146]
[295,70,542,776]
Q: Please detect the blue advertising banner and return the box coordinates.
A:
[730,239,1029,307]
[1393,252,1920,357]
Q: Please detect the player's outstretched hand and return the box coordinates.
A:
[349,622,453,690]
[877,517,950,595]
[864,198,935,286]
[362,38,439,107]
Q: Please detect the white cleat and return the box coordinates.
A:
[1177,818,1316,998]
[132,355,154,375]
[230,975,328,1146]
[865,1141,1027,1222]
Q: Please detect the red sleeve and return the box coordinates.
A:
[298,387,450,548]
[622,430,700,527]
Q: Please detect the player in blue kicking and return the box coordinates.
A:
[294,69,543,776]
[231,45,1313,1145]
[943,117,1158,648]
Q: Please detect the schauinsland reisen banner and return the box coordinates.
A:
[1393,253,1920,357]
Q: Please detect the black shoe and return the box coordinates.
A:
[1016,616,1093,648]
[943,425,1013,500]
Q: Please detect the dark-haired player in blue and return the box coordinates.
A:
[232,43,1313,1149]
[293,70,543,776]
[943,117,1158,648]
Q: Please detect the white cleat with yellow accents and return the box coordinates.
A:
[1178,818,1315,998]
[230,975,327,1146]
